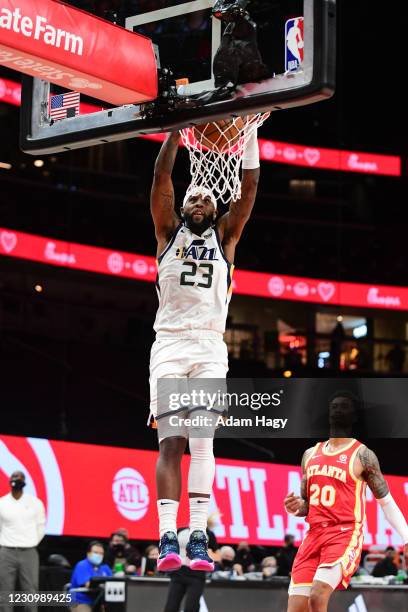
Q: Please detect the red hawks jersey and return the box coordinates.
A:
[305,439,367,528]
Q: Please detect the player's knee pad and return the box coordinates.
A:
[314,563,342,590]
[188,437,215,495]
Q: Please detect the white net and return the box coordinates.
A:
[180,112,270,206]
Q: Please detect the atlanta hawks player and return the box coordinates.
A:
[149,128,260,571]
[285,394,408,612]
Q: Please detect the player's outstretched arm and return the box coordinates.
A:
[217,127,260,251]
[359,446,408,564]
[284,448,313,518]
[150,131,181,245]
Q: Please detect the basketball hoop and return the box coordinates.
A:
[180,113,270,206]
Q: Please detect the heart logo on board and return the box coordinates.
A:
[317,282,335,302]
[304,148,321,166]
[1,231,17,253]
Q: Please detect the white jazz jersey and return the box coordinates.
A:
[154,223,234,338]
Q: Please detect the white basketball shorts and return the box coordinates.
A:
[149,334,229,425]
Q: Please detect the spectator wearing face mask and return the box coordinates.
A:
[70,542,112,612]
[234,542,255,573]
[141,544,160,576]
[106,532,141,575]
[214,546,243,576]
[372,546,399,578]
[261,556,278,579]
[0,470,46,610]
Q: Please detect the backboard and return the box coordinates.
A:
[20,0,336,155]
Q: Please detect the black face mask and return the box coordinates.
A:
[10,479,26,491]
[145,558,157,573]
[222,559,234,568]
[111,544,125,554]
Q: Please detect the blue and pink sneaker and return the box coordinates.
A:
[157,531,182,572]
[186,530,215,571]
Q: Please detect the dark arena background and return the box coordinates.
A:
[0,1,407,611]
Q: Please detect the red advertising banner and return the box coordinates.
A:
[0,0,157,105]
[0,76,21,105]
[0,78,402,176]
[2,226,408,311]
[258,139,401,177]
[0,435,407,548]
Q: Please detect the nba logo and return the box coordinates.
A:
[285,17,304,72]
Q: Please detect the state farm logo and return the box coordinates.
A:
[0,7,83,56]
[68,78,102,91]
[112,468,149,522]
[338,454,348,464]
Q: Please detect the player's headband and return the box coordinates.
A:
[182,186,217,210]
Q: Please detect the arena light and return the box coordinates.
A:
[33,159,44,168]
[318,351,330,369]
[353,324,368,339]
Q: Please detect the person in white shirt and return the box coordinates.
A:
[0,471,46,610]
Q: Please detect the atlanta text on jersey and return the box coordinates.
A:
[307,463,348,484]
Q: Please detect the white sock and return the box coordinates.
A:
[189,497,210,536]
[157,499,179,538]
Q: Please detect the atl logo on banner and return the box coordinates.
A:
[112,468,149,521]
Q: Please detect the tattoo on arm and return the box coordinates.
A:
[159,190,174,211]
[359,447,389,499]
[150,135,180,236]
[295,449,311,517]
[295,474,309,517]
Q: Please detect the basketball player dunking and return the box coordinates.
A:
[285,393,408,612]
[149,127,260,571]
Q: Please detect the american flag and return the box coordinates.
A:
[49,92,80,121]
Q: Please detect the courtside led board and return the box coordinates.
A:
[20,0,336,155]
